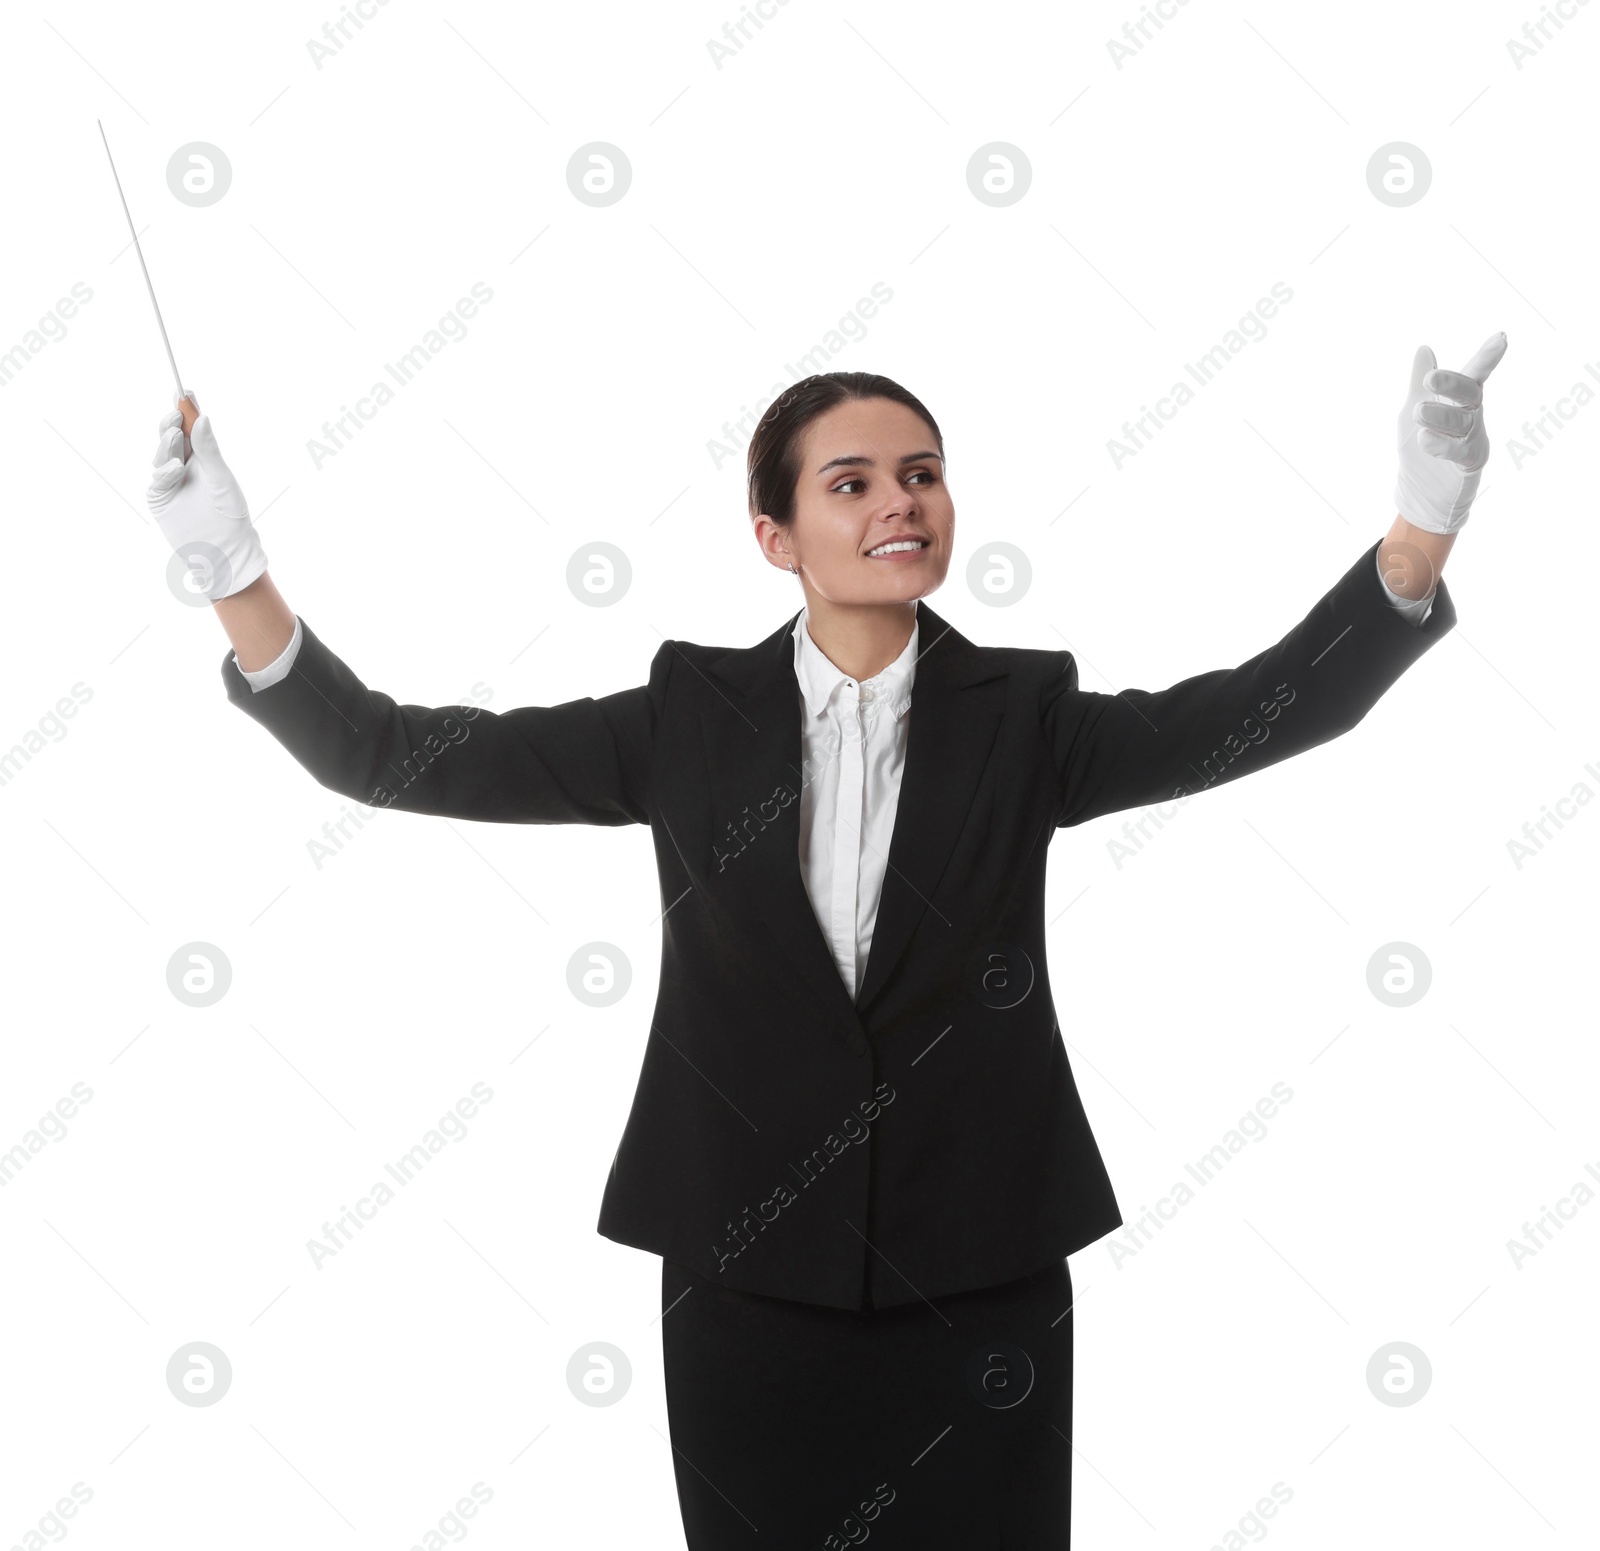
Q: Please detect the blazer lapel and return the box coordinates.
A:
[853,601,1007,1014]
[697,599,1008,1042]
[700,610,866,1047]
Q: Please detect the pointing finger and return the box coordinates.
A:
[1459,331,1507,384]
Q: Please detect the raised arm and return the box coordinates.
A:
[219,601,665,824]
[1044,330,1503,829]
[1043,536,1456,828]
[147,393,666,826]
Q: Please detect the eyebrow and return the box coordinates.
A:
[815,449,944,476]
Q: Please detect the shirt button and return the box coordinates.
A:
[859,686,875,703]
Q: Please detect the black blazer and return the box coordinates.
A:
[221,537,1455,1309]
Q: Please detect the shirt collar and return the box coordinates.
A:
[792,606,918,723]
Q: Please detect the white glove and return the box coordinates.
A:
[1394,332,1507,535]
[146,390,269,600]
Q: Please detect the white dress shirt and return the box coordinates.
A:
[790,607,919,1001]
[235,557,1434,1001]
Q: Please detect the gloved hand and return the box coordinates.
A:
[146,389,269,600]
[1394,332,1507,535]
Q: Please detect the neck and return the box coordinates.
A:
[800,593,918,682]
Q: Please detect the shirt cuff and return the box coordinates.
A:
[1375,549,1434,628]
[234,615,303,691]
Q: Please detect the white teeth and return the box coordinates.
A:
[867,540,928,557]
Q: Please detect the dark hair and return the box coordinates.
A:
[746,371,944,527]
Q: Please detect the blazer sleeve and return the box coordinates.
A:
[220,617,670,826]
[1042,538,1457,829]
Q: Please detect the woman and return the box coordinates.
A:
[146,338,1502,1547]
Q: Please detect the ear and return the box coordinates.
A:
[752,513,795,570]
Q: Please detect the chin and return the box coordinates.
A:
[868,571,945,604]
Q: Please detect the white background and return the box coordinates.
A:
[1,1,1594,1546]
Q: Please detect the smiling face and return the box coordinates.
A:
[753,396,954,606]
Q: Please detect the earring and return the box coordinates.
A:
[788,562,797,574]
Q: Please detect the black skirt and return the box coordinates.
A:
[659,1256,1074,1549]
